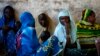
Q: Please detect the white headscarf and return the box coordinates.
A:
[54,9,77,50]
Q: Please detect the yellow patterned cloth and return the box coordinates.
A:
[76,8,100,45]
[77,23,100,44]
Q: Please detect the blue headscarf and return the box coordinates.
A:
[19,12,35,30]
[17,12,40,56]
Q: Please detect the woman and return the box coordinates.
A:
[16,12,40,56]
[77,8,100,47]
[37,13,55,43]
[0,5,17,56]
[77,8,100,56]
[16,12,61,56]
[54,9,78,56]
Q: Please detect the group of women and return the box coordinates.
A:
[0,5,100,56]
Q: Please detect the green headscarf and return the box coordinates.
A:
[81,9,93,25]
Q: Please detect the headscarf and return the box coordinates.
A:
[54,9,77,50]
[80,8,94,25]
[0,5,15,28]
[17,12,40,56]
[77,9,100,45]
[19,12,35,31]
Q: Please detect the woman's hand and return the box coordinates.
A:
[66,35,71,47]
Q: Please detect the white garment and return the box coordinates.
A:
[54,9,77,51]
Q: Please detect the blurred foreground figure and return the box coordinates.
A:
[0,5,18,56]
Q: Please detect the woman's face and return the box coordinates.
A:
[38,15,48,28]
[4,8,13,19]
[59,16,70,26]
[87,13,96,24]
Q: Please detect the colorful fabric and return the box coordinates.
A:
[77,23,100,38]
[16,12,61,56]
[81,9,93,25]
[77,9,100,45]
[83,9,92,21]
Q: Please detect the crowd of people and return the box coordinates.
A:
[0,5,100,56]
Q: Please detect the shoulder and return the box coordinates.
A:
[22,27,36,36]
[24,27,35,32]
[76,22,84,29]
[94,23,100,30]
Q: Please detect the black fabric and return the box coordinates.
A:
[39,30,50,42]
